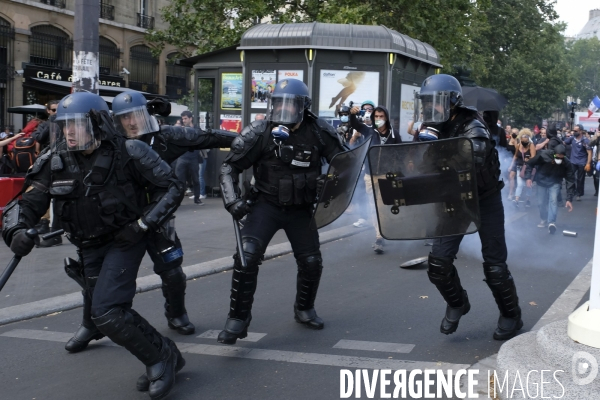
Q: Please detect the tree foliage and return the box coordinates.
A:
[565,37,600,107]
[148,0,589,126]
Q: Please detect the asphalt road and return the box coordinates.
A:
[0,184,596,400]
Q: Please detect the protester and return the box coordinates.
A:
[525,144,575,233]
[509,128,536,208]
[350,103,401,254]
[562,124,592,200]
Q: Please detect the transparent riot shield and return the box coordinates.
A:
[367,137,480,240]
[311,137,372,230]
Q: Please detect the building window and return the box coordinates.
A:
[40,0,66,8]
[29,25,72,69]
[100,1,115,21]
[166,53,189,100]
[137,0,154,29]
[129,45,157,93]
[99,37,120,76]
[0,18,15,130]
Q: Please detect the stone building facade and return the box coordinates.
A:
[1,0,190,130]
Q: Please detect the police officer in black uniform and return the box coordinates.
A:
[2,92,185,399]
[217,79,346,344]
[418,75,522,340]
[63,91,238,357]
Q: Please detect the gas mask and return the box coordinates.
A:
[418,127,440,141]
[271,125,294,163]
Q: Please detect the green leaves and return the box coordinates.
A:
[147,0,589,127]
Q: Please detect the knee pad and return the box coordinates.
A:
[297,254,323,280]
[160,266,186,286]
[91,306,130,336]
[233,236,263,272]
[428,254,454,277]
[483,263,511,282]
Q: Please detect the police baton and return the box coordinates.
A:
[0,229,64,292]
[232,217,247,268]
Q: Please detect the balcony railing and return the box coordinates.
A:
[40,0,66,8]
[137,13,154,29]
[100,3,115,21]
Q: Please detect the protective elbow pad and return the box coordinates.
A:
[144,179,185,230]
[220,163,241,207]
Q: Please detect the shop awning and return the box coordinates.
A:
[30,78,150,94]
[7,104,47,115]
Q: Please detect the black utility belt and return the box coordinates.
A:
[67,232,116,249]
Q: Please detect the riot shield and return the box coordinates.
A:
[311,137,372,229]
[367,137,480,240]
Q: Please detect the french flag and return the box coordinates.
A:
[588,96,600,117]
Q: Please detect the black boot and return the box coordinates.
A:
[294,255,324,330]
[136,342,186,392]
[160,267,195,335]
[218,263,258,345]
[65,291,104,353]
[484,263,523,340]
[427,254,470,335]
[93,307,184,400]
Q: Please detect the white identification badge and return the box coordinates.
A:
[291,159,310,167]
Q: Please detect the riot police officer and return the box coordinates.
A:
[217,79,346,344]
[63,91,239,357]
[2,92,185,399]
[417,74,522,340]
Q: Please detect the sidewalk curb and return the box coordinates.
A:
[459,258,594,399]
[0,224,369,326]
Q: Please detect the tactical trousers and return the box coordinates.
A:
[431,190,507,264]
[242,200,321,261]
[82,239,147,317]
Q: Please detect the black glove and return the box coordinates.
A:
[227,199,252,221]
[114,221,147,250]
[89,109,119,140]
[10,229,37,257]
[147,98,172,117]
[316,174,327,200]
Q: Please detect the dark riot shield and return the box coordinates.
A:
[311,137,372,230]
[367,137,480,240]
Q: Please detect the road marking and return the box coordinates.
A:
[332,339,415,354]
[197,329,266,342]
[0,328,469,371]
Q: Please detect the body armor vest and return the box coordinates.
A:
[254,123,323,207]
[49,141,144,240]
[445,114,503,199]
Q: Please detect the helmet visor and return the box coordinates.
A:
[114,106,159,138]
[48,121,62,153]
[415,92,450,123]
[267,94,304,125]
[56,113,96,151]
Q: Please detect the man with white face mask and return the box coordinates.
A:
[524,144,576,233]
[349,104,402,253]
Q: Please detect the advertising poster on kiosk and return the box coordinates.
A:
[318,70,379,118]
[399,84,421,142]
[277,70,304,83]
[220,114,242,133]
[251,70,276,108]
[221,73,242,110]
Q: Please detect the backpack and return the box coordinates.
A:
[12,136,37,173]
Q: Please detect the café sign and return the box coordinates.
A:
[25,66,124,87]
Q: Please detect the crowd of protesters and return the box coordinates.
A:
[488,120,598,234]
